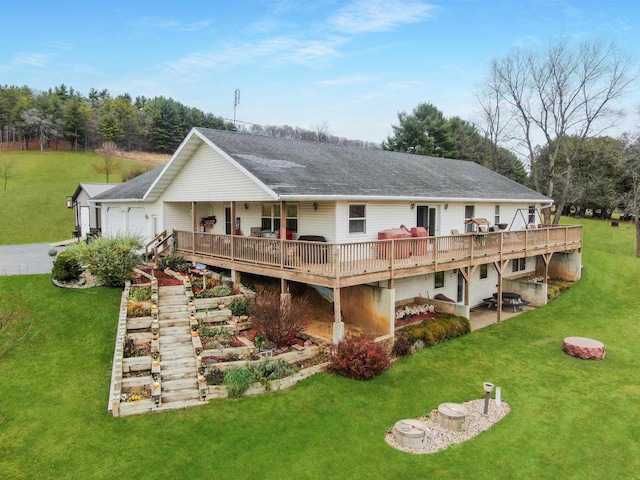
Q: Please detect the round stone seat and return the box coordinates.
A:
[563,336,606,360]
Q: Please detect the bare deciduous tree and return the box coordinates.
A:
[0,159,16,191]
[482,39,636,223]
[620,133,640,257]
[93,140,122,183]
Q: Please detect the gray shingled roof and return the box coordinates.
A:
[91,128,550,203]
[196,128,550,202]
[92,166,163,201]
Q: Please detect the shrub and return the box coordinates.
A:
[158,254,189,272]
[391,332,412,358]
[74,235,142,287]
[246,359,299,389]
[129,286,151,302]
[123,337,149,357]
[223,367,254,398]
[250,289,310,348]
[204,366,224,386]
[51,249,83,282]
[328,333,391,380]
[195,285,233,298]
[228,295,253,316]
[403,313,471,348]
[127,302,150,318]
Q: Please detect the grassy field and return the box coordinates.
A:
[0,151,152,245]
[0,218,638,479]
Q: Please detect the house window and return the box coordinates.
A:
[480,264,488,279]
[528,205,536,224]
[434,271,445,289]
[465,205,475,232]
[261,203,298,233]
[349,204,366,234]
[494,205,500,226]
[512,257,526,273]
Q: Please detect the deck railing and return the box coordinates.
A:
[173,225,582,279]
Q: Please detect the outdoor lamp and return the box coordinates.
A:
[483,382,494,416]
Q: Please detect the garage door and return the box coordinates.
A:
[127,207,146,238]
[105,207,123,237]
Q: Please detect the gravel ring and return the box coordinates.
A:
[385,398,511,454]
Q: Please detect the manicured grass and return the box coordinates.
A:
[0,218,638,479]
[0,151,149,245]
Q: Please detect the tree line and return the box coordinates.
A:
[0,85,236,153]
[0,85,378,154]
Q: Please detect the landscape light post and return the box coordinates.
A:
[483,382,494,416]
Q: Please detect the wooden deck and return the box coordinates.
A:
[172,226,582,288]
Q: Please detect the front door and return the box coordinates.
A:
[225,207,232,235]
[417,205,437,236]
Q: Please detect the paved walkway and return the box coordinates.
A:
[0,241,76,275]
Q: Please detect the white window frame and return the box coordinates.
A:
[434,271,445,289]
[348,204,366,234]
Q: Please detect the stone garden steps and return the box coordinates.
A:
[158,305,188,315]
[160,389,201,403]
[159,318,190,328]
[159,295,189,306]
[160,346,194,361]
[161,357,197,370]
[158,285,186,296]
[154,282,201,405]
[153,398,207,412]
[162,377,197,393]
[161,325,192,336]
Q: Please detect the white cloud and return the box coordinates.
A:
[329,0,435,34]
[14,53,51,67]
[159,36,344,80]
[315,74,376,86]
[132,17,210,32]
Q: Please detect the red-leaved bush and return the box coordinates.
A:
[250,288,310,348]
[328,333,391,380]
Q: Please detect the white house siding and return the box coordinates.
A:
[299,202,335,241]
[162,143,274,203]
[382,254,538,307]
[335,201,419,244]
[164,202,192,233]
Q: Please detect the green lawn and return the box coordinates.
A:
[0,218,638,479]
[0,151,149,245]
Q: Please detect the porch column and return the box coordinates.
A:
[230,201,236,259]
[279,200,286,266]
[191,202,196,254]
[332,287,344,344]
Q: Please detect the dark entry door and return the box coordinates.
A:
[417,205,437,236]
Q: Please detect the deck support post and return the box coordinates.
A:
[458,266,478,306]
[332,286,344,343]
[493,260,509,323]
[542,253,554,284]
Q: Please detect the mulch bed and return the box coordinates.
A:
[136,267,184,287]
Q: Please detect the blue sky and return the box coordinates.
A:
[1,0,638,143]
